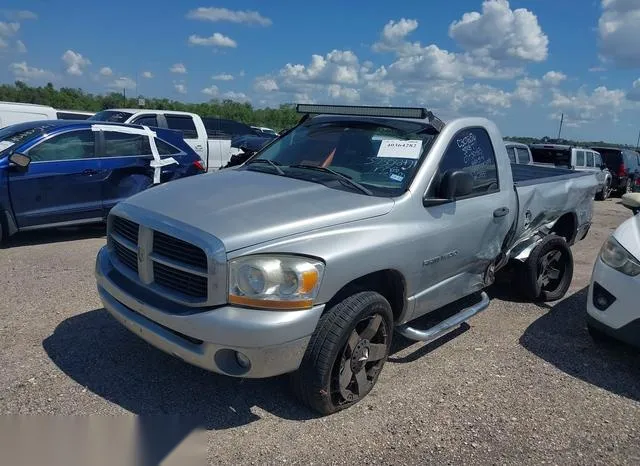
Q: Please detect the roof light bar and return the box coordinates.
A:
[295,103,445,131]
[296,103,426,119]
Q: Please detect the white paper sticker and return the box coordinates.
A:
[389,173,404,182]
[0,141,15,151]
[377,139,423,159]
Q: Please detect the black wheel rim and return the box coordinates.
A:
[332,313,389,406]
[537,248,568,292]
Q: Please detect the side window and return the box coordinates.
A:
[155,138,181,155]
[516,147,530,164]
[28,130,95,162]
[165,115,198,139]
[575,150,585,166]
[586,151,594,167]
[103,131,152,157]
[594,153,602,167]
[506,146,516,163]
[434,127,499,196]
[133,115,159,127]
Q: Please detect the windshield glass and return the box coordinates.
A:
[0,122,55,155]
[244,118,437,197]
[88,110,133,123]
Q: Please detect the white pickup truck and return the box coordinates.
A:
[89,109,257,171]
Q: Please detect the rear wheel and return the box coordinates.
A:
[516,235,574,302]
[291,291,393,415]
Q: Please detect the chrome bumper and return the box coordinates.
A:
[95,246,324,378]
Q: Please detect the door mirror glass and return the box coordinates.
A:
[9,152,30,170]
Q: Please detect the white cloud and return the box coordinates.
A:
[239,70,245,77]
[174,83,187,94]
[0,37,6,48]
[513,77,542,105]
[142,71,153,78]
[598,0,640,67]
[15,39,26,53]
[99,66,113,77]
[212,73,234,81]
[186,7,272,26]
[254,77,279,92]
[108,76,136,90]
[542,71,567,86]
[327,85,360,103]
[222,91,250,102]
[589,66,606,72]
[0,21,19,36]
[9,61,55,81]
[627,78,640,101]
[202,85,219,96]
[550,85,627,126]
[61,50,91,76]
[2,10,38,21]
[372,18,418,52]
[188,33,236,48]
[170,63,187,74]
[448,0,548,62]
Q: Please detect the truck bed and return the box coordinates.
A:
[511,163,593,187]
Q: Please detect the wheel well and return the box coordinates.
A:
[551,213,577,245]
[324,270,406,322]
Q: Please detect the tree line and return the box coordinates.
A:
[0,81,301,131]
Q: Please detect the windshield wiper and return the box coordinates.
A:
[288,164,373,195]
[245,158,285,175]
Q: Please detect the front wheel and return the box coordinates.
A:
[515,235,574,302]
[291,291,393,415]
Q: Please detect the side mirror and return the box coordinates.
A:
[621,193,640,215]
[423,170,474,207]
[9,152,30,171]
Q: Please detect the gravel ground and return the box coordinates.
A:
[0,198,639,465]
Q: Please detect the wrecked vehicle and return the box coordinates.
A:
[95,104,599,414]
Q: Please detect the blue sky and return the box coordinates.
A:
[1,1,640,144]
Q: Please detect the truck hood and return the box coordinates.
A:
[121,169,395,251]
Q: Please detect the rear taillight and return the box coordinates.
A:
[193,160,205,172]
[618,163,626,177]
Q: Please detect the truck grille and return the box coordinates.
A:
[109,215,209,301]
[153,231,207,269]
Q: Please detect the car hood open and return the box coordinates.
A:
[121,169,395,251]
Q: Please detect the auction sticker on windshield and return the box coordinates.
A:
[377,140,423,159]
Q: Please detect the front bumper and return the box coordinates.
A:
[95,246,324,378]
[586,257,640,347]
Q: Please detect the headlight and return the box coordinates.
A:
[599,236,640,276]
[228,255,325,310]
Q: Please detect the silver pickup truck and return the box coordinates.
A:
[94,104,598,415]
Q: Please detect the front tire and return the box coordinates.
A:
[291,291,393,415]
[515,235,574,302]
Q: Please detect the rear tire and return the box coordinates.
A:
[291,291,393,415]
[515,235,574,302]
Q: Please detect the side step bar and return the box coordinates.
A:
[396,292,490,342]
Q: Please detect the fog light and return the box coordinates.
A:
[235,351,251,369]
[593,282,616,311]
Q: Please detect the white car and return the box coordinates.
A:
[586,193,640,347]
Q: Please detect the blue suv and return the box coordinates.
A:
[0,120,204,243]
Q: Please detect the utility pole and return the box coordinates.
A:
[123,88,126,106]
[557,113,564,140]
[636,129,640,150]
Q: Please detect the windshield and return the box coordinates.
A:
[88,110,133,123]
[244,118,436,197]
[0,122,55,155]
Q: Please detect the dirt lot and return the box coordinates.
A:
[0,198,639,464]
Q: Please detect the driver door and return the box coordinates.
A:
[414,127,514,317]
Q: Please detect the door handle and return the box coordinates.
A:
[493,207,509,218]
[82,169,98,175]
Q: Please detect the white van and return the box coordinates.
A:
[0,102,57,128]
[0,102,95,128]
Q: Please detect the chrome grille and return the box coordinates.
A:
[108,214,209,302]
[153,231,207,269]
[153,262,208,298]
